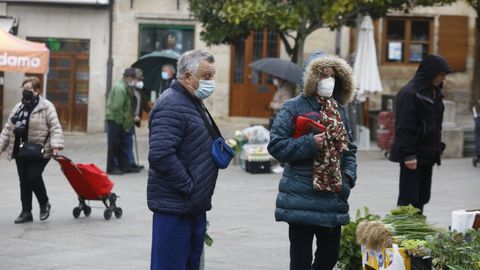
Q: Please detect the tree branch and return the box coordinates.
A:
[278,31,294,57]
[305,20,322,35]
[284,32,296,40]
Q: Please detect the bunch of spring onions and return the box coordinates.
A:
[382,205,439,241]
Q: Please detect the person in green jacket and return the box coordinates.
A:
[106,68,138,174]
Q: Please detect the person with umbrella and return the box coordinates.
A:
[249,58,302,129]
[160,64,176,94]
[131,51,178,103]
[269,77,296,129]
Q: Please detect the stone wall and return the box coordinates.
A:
[368,2,477,114]
[3,4,109,132]
[112,0,231,121]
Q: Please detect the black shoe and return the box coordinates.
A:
[40,202,51,221]
[107,168,124,175]
[123,166,141,173]
[131,164,145,170]
[14,211,33,224]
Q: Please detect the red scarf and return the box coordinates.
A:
[312,96,349,193]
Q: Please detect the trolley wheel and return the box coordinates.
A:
[114,207,123,219]
[73,207,81,219]
[84,206,92,217]
[104,209,112,220]
[473,158,478,167]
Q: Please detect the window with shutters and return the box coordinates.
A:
[382,17,433,65]
[438,15,469,72]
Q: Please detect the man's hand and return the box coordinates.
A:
[405,159,417,170]
[313,132,326,149]
[52,148,60,156]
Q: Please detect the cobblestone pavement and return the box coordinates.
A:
[0,129,478,269]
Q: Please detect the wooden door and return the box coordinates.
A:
[230,31,280,117]
[47,53,89,132]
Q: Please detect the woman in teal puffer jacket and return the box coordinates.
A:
[267,51,357,270]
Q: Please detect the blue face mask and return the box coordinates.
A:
[161,71,170,80]
[194,79,215,100]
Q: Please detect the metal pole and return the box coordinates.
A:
[106,0,114,97]
[105,0,114,132]
[133,127,139,165]
[335,29,341,55]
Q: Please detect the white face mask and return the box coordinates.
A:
[135,81,144,89]
[195,79,215,100]
[273,78,279,87]
[316,77,335,97]
[161,71,170,80]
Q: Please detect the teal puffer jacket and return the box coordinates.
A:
[268,95,357,227]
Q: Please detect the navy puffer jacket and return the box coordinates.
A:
[147,81,219,215]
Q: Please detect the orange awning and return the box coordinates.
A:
[0,29,49,74]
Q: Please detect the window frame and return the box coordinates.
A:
[381,16,434,66]
[137,24,195,57]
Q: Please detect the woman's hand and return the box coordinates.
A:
[313,132,326,149]
[405,159,417,170]
[52,148,60,156]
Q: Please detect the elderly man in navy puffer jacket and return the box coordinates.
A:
[147,49,218,270]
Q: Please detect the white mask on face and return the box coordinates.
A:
[135,81,144,89]
[273,78,280,87]
[316,77,335,97]
[195,79,215,100]
[161,71,170,80]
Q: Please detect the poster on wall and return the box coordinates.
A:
[409,44,424,62]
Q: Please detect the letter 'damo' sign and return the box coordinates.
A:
[0,29,50,74]
[0,52,48,74]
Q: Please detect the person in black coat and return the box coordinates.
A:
[389,54,451,214]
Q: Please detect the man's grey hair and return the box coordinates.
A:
[177,49,215,79]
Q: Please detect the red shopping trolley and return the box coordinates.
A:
[376,111,395,157]
[54,155,123,220]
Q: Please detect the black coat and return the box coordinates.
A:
[389,55,450,165]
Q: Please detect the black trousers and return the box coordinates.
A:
[15,157,50,212]
[107,120,129,172]
[397,163,433,214]
[289,224,341,270]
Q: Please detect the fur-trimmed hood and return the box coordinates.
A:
[303,55,355,106]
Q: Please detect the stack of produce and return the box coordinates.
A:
[382,205,439,242]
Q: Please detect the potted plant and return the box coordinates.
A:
[401,239,432,270]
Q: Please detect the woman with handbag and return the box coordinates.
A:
[267,51,357,270]
[0,77,64,224]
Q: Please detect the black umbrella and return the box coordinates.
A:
[249,58,302,84]
[131,50,179,93]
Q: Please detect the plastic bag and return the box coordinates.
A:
[384,244,406,270]
[241,125,270,144]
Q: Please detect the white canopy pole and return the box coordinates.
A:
[43,72,48,97]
